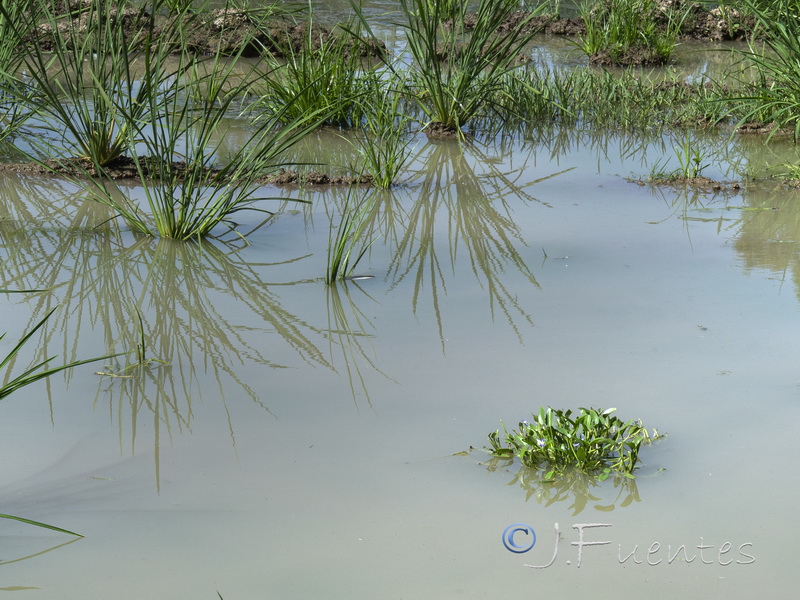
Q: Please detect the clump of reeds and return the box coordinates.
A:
[2,0,181,169]
[575,0,688,66]
[350,75,414,188]
[255,14,373,129]
[1,0,326,240]
[385,0,545,137]
[731,0,800,139]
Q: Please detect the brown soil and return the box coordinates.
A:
[680,4,756,42]
[0,156,155,180]
[260,170,374,187]
[0,157,374,188]
[737,122,780,135]
[633,175,742,193]
[27,3,385,58]
[423,122,462,139]
[474,4,757,43]
[22,2,755,64]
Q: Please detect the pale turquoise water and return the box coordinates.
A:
[1,3,798,595]
[1,126,798,598]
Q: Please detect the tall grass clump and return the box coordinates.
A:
[576,0,687,65]
[93,48,324,240]
[732,0,800,139]
[256,16,373,128]
[1,0,181,169]
[370,0,543,137]
[350,75,414,187]
[0,0,35,143]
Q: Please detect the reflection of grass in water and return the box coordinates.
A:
[384,141,564,348]
[0,535,81,568]
[326,280,396,408]
[0,221,332,483]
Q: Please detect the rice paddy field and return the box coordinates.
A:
[1,0,799,598]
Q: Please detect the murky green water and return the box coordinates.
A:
[2,11,799,598]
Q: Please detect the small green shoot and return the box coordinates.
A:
[94,309,168,377]
[1,309,122,401]
[650,133,711,181]
[0,513,82,537]
[325,188,376,284]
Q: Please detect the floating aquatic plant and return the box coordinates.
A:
[486,406,662,481]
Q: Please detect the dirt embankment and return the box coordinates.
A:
[26,1,384,58]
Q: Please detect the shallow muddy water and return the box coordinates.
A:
[2,6,800,597]
[1,124,799,598]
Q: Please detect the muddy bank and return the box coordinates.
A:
[25,1,753,63]
[0,156,373,187]
[462,3,754,43]
[27,1,384,58]
[634,174,743,193]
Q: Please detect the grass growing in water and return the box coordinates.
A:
[491,66,736,134]
[2,0,181,168]
[486,407,662,481]
[326,187,376,283]
[256,15,373,128]
[377,0,543,137]
[576,0,688,65]
[650,133,712,180]
[107,56,321,239]
[732,0,800,139]
[349,76,414,188]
